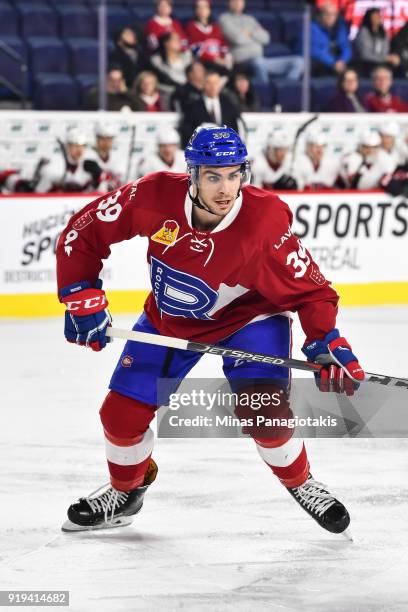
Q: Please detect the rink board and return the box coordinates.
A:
[0,191,407,317]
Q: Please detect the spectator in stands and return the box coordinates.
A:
[170,61,206,113]
[109,27,146,89]
[219,0,303,83]
[137,128,186,176]
[84,67,136,111]
[295,129,341,191]
[228,71,260,112]
[325,68,367,112]
[84,123,124,191]
[131,71,167,112]
[391,22,408,78]
[377,122,403,167]
[35,128,96,193]
[251,132,297,190]
[353,8,400,77]
[340,129,396,189]
[186,0,232,76]
[145,0,187,53]
[179,69,242,147]
[150,32,193,93]
[365,65,408,112]
[306,3,352,77]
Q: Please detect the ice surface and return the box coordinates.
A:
[1,307,408,611]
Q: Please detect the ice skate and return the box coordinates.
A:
[287,474,350,535]
[62,458,157,532]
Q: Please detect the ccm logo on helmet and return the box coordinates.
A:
[215,151,235,156]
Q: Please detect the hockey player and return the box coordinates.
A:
[83,123,124,192]
[340,129,396,189]
[251,132,297,190]
[378,122,404,167]
[137,128,186,177]
[295,130,341,191]
[35,128,96,194]
[56,126,364,534]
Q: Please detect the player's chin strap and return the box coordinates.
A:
[188,183,218,215]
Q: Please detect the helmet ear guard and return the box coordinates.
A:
[240,160,251,185]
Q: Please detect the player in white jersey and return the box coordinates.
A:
[295,130,341,191]
[84,123,124,192]
[378,122,405,167]
[251,132,297,190]
[398,128,408,165]
[137,128,186,177]
[34,128,95,194]
[340,129,397,190]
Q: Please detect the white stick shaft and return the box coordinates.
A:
[106,326,189,351]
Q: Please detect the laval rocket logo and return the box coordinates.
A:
[151,220,179,246]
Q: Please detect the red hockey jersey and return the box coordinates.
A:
[56,172,338,344]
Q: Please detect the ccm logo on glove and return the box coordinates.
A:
[59,280,112,351]
[62,290,108,314]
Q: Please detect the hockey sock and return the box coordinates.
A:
[255,436,310,488]
[233,383,309,488]
[99,391,156,492]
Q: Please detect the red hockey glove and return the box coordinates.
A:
[302,329,365,396]
[60,280,112,351]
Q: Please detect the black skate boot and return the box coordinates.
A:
[287,474,350,535]
[61,458,158,532]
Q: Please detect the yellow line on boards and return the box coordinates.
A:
[0,290,149,318]
[0,283,407,318]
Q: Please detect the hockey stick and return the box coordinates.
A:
[106,327,408,390]
[125,123,137,183]
[287,113,319,178]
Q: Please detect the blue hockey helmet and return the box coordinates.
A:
[185,125,250,183]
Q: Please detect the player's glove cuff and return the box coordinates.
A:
[302,328,364,383]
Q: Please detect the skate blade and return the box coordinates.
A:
[340,528,353,542]
[61,516,134,532]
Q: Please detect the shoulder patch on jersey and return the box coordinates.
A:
[309,265,326,286]
[73,211,93,231]
[151,220,180,246]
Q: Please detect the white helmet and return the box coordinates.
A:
[267,132,290,149]
[95,122,116,138]
[66,127,87,145]
[378,122,399,137]
[157,128,180,146]
[359,129,381,147]
[305,129,327,146]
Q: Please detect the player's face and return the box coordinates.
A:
[159,143,177,164]
[307,143,324,163]
[67,143,85,163]
[197,165,242,216]
[269,146,287,165]
[360,144,378,160]
[97,136,113,156]
[380,134,395,152]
